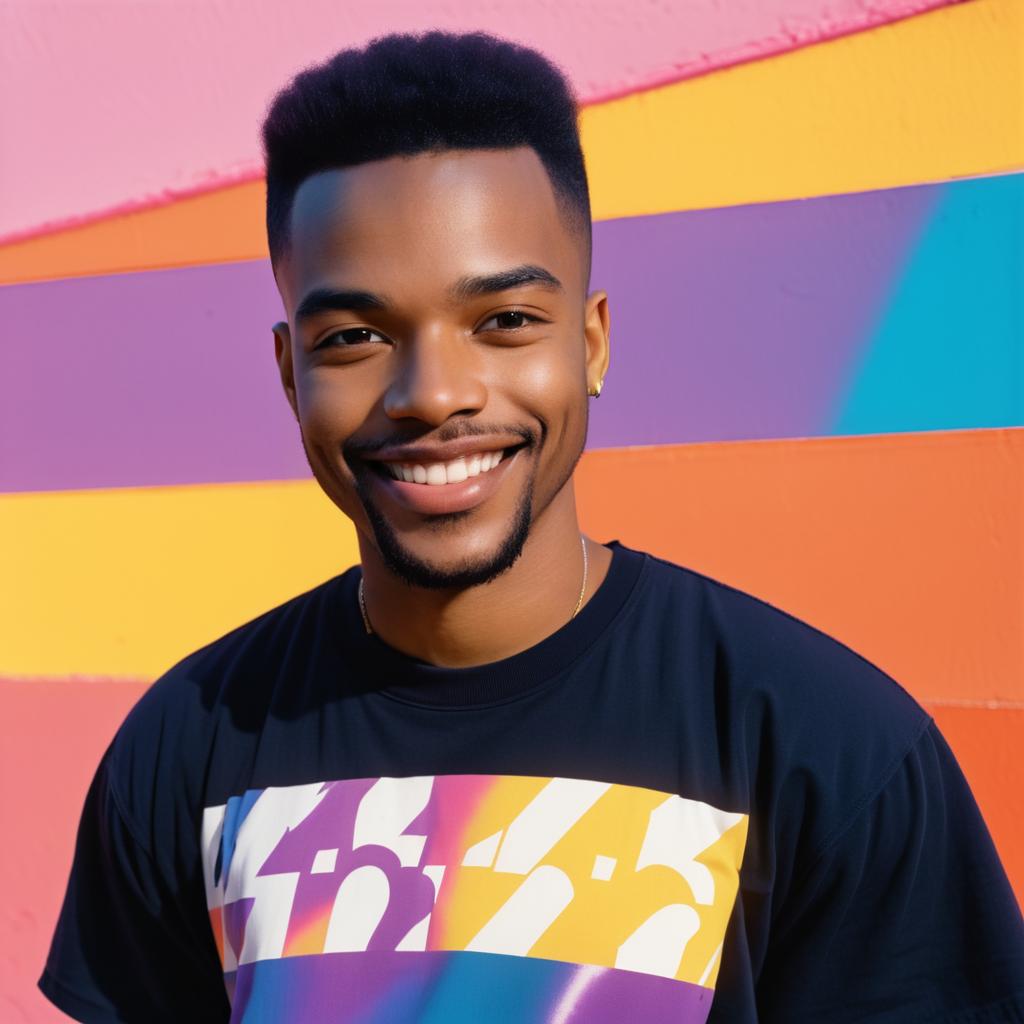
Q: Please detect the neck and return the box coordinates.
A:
[356,486,612,668]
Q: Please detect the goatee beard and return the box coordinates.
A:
[356,476,535,590]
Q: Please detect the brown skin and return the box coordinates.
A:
[273,146,611,668]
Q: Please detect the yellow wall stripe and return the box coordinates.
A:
[0,480,360,679]
[4,428,1020,698]
[583,0,1023,220]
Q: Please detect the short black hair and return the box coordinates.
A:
[261,30,592,279]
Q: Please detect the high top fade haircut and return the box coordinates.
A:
[261,31,592,286]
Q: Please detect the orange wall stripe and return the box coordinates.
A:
[0,178,268,286]
[576,428,1023,706]
[4,429,1020,698]
[926,703,1023,907]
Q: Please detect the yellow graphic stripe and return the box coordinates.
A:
[0,480,359,678]
[0,0,1019,284]
[434,776,748,988]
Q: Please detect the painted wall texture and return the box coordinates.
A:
[1,0,1021,1019]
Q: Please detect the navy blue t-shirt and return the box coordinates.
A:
[41,542,1024,1022]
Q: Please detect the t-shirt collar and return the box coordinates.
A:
[329,540,648,708]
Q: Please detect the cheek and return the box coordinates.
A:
[295,369,371,445]
[505,337,585,409]
[292,370,376,522]
[506,343,587,452]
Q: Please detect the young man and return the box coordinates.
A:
[41,31,1023,1024]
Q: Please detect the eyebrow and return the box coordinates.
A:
[293,263,563,324]
[294,288,388,325]
[450,264,563,301]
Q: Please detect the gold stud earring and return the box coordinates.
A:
[588,379,604,398]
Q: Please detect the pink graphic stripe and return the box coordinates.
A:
[423,775,499,869]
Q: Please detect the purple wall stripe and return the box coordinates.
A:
[1,184,938,493]
[585,185,935,450]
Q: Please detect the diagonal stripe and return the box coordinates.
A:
[585,183,938,451]
[17,177,1024,493]
[0,258,303,493]
[581,0,1020,222]
[2,429,1019,706]
[574,430,1024,707]
[0,479,360,679]
[2,0,1018,284]
[832,173,1024,434]
[0,0,965,247]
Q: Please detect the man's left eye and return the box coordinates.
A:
[479,310,539,331]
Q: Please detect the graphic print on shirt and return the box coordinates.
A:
[202,775,749,1022]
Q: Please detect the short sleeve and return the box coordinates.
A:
[38,750,230,1024]
[757,719,1024,1023]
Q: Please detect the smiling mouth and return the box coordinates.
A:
[369,445,526,486]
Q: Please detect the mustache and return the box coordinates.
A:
[343,421,538,461]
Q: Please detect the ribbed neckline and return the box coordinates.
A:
[327,540,648,709]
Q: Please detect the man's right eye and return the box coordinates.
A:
[317,327,388,348]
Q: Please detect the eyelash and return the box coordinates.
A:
[317,327,388,348]
[478,309,544,332]
[316,309,544,348]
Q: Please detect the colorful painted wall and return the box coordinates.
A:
[2,0,1021,1018]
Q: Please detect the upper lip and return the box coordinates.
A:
[359,436,526,465]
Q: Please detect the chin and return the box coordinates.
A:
[364,484,534,590]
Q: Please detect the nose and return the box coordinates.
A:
[382,326,488,426]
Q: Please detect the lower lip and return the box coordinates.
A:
[366,450,521,515]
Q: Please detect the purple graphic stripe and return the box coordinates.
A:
[229,949,715,1023]
[1,185,935,493]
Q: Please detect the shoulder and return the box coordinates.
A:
[124,569,346,722]
[103,571,351,841]
[633,548,933,846]
[641,548,928,738]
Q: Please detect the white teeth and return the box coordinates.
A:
[385,449,508,485]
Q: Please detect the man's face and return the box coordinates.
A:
[273,147,608,589]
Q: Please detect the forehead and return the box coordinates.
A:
[278,147,583,310]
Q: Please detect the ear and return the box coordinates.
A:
[273,321,299,421]
[583,289,610,392]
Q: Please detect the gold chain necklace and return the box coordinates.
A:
[358,535,589,635]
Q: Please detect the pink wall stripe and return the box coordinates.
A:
[0,0,963,244]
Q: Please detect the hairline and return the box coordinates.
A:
[269,144,593,286]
